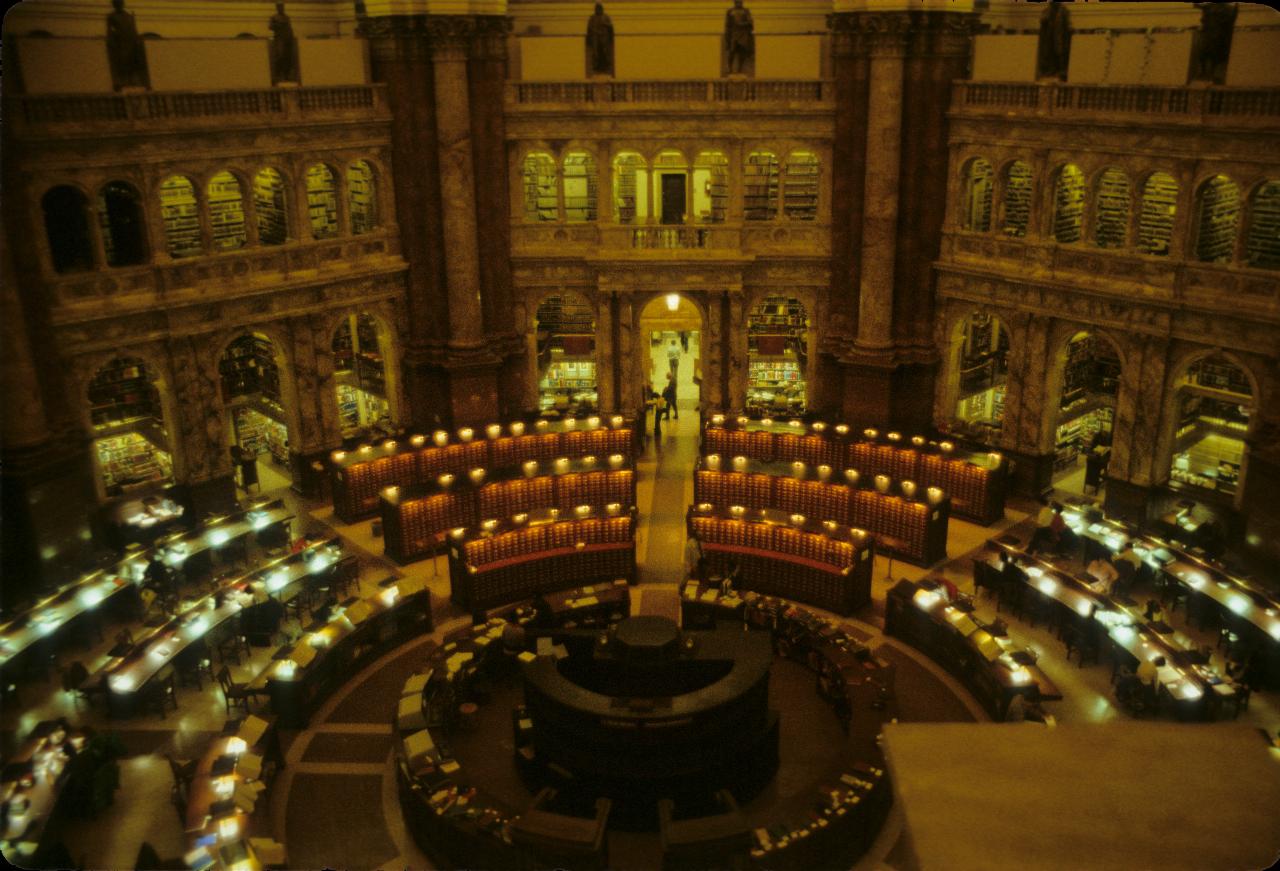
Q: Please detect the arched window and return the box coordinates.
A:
[306,164,339,239]
[1170,355,1253,496]
[42,186,93,273]
[1093,167,1131,249]
[693,151,729,224]
[1193,175,1240,263]
[744,150,779,221]
[160,175,202,259]
[562,152,597,223]
[654,150,689,225]
[1051,164,1085,244]
[783,152,819,221]
[1137,172,1178,256]
[333,313,390,437]
[535,294,597,415]
[522,152,558,222]
[952,312,1009,436]
[612,152,649,225]
[347,160,378,234]
[961,158,994,232]
[254,167,288,245]
[89,356,173,495]
[1000,161,1032,237]
[1244,179,1280,270]
[98,181,147,266]
[747,296,809,414]
[207,171,247,251]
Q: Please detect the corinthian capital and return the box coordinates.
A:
[425,15,476,60]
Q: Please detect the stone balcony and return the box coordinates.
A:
[511,222,831,259]
[506,79,833,109]
[940,229,1280,321]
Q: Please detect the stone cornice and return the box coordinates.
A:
[828,10,976,58]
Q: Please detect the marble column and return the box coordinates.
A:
[826,13,869,337]
[595,291,615,412]
[726,289,747,410]
[427,15,485,347]
[1,236,49,450]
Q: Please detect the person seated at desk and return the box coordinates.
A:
[1143,599,1165,625]
[530,591,554,629]
[1027,497,1056,554]
[1137,655,1164,688]
[144,555,173,594]
[998,549,1026,587]
[1086,556,1119,594]
[1116,542,1143,572]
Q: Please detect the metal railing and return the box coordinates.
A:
[508,79,832,106]
[955,81,1280,121]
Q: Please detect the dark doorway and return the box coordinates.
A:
[661,174,686,225]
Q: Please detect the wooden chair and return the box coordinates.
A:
[216,666,256,715]
[142,669,179,719]
[175,641,214,691]
[165,754,198,800]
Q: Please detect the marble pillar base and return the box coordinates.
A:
[1002,446,1055,499]
[289,449,332,501]
[401,355,453,432]
[188,474,238,517]
[1103,477,1154,527]
[1240,451,1280,565]
[838,357,938,431]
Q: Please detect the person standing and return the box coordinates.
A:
[662,373,678,421]
[667,339,680,379]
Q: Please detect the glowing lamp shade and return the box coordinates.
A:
[791,461,806,479]
[874,474,890,494]
[864,428,878,439]
[817,464,832,482]
[481,519,499,532]
[901,480,917,499]
[927,486,944,505]
[851,527,869,541]
[887,432,901,442]
[988,451,1003,468]
[458,427,474,443]
[523,460,539,478]
[666,292,680,311]
[437,473,455,489]
[696,502,713,513]
[554,457,571,474]
[605,503,622,516]
[729,505,746,518]
[332,450,346,462]
[608,453,624,469]
[761,418,773,427]
[384,485,400,501]
[711,414,725,426]
[912,435,926,447]
[548,508,560,519]
[705,454,722,471]
[823,520,839,533]
[812,422,827,432]
[513,513,528,525]
[575,505,592,518]
[564,417,577,430]
[587,416,601,430]
[450,527,467,540]
[736,416,749,426]
[940,441,954,454]
[790,513,806,527]
[469,468,486,485]
[359,444,373,454]
[486,424,502,439]
[410,435,426,447]
[510,421,526,437]
[834,424,850,436]
[210,529,230,548]
[383,440,397,451]
[582,455,597,469]
[788,419,803,429]
[433,430,449,447]
[535,419,549,431]
[844,469,860,486]
[732,455,748,472]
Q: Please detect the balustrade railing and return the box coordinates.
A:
[955,81,1280,121]
[508,79,831,106]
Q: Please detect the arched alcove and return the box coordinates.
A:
[1244,179,1280,269]
[333,312,393,438]
[43,186,94,273]
[208,171,247,251]
[220,332,293,488]
[522,152,558,222]
[254,167,289,245]
[1093,168,1131,249]
[654,150,689,225]
[347,160,378,235]
[88,356,174,496]
[562,151,597,223]
[1000,161,1032,237]
[1051,331,1121,491]
[1169,354,1254,497]
[305,163,340,239]
[1050,164,1085,244]
[98,181,147,266]
[160,175,202,259]
[1193,175,1240,263]
[951,312,1009,440]
[693,151,729,224]
[638,293,704,418]
[961,157,994,232]
[744,150,779,221]
[746,296,809,415]
[1137,172,1179,256]
[534,293,597,416]
[783,151,820,221]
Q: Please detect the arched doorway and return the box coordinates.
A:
[533,293,597,417]
[1052,331,1121,493]
[1169,354,1254,498]
[333,313,393,439]
[638,293,703,416]
[88,356,174,498]
[746,295,809,415]
[220,332,292,491]
[950,312,1009,442]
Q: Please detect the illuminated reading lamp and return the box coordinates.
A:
[706,454,722,471]
[437,473,455,489]
[359,444,373,454]
[666,293,680,311]
[267,571,289,593]
[278,660,297,680]
[790,513,806,527]
[481,519,499,532]
[711,414,725,426]
[823,520,839,533]
[587,416,601,430]
[875,475,890,494]
[817,464,832,481]
[845,469,860,486]
[381,586,400,606]
[433,430,449,447]
[696,502,713,513]
[912,435,926,447]
[608,453,625,469]
[761,417,773,427]
[210,530,230,548]
[510,421,526,436]
[791,461,806,479]
[864,428,878,439]
[458,427,475,443]
[535,419,549,431]
[730,505,746,518]
[450,527,467,540]
[80,587,105,609]
[513,513,528,525]
[219,817,241,840]
[523,460,539,477]
[789,419,803,429]
[732,455,748,472]
[812,422,827,432]
[554,457,571,474]
[901,480,917,499]
[564,417,577,430]
[332,450,346,462]
[851,527,869,541]
[912,588,941,610]
[384,485,400,501]
[988,451,1003,468]
[226,737,248,756]
[410,435,426,447]
[575,505,592,518]
[548,508,560,519]
[736,415,749,426]
[486,424,502,439]
[469,468,486,485]
[940,441,954,455]
[927,486,944,505]
[886,432,901,443]
[606,502,622,516]
[109,675,133,693]
[834,424,850,436]
[610,415,624,428]
[582,455,598,469]
[383,440,397,451]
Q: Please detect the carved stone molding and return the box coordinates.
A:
[424,15,478,61]
[471,15,511,63]
[825,12,915,58]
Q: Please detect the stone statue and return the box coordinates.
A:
[586,3,614,77]
[1194,2,1237,84]
[105,0,149,91]
[1036,0,1071,81]
[723,0,754,77]
[269,2,300,85]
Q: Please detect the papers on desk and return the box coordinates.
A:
[397,576,426,598]
[569,596,599,608]
[290,642,316,669]
[345,600,373,626]
[398,695,427,731]
[233,780,262,814]
[249,837,286,868]
[444,652,473,674]
[402,672,431,698]
[237,715,269,748]
[518,651,537,664]
[236,753,263,782]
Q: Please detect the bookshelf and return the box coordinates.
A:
[562,152,597,223]
[1137,172,1177,256]
[88,357,162,428]
[347,160,377,235]
[1194,176,1240,263]
[219,335,281,403]
[744,151,779,221]
[1186,358,1252,398]
[233,405,288,464]
[306,164,339,239]
[160,175,202,259]
[207,171,247,252]
[747,296,808,414]
[1001,161,1032,237]
[523,153,558,222]
[1093,168,1130,249]
[1245,180,1280,269]
[254,168,288,246]
[1051,165,1085,244]
[963,158,993,232]
[96,431,173,491]
[696,152,729,224]
[783,152,819,221]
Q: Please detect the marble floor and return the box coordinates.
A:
[6,403,1278,871]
